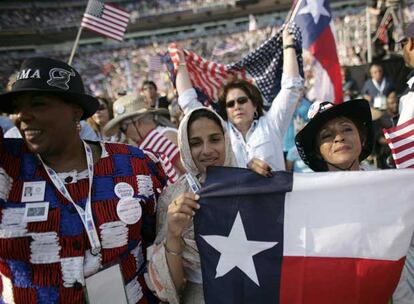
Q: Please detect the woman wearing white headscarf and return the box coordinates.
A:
[148,107,268,303]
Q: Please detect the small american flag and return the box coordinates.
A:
[374,8,393,45]
[139,129,180,183]
[384,117,414,168]
[148,55,163,71]
[81,0,130,42]
[165,23,303,109]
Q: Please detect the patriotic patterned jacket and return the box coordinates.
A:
[0,137,167,304]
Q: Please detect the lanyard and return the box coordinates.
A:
[38,141,101,254]
[372,78,386,95]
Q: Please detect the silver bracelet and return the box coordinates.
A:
[164,238,185,256]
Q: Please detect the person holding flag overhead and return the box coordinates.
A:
[174,24,304,173]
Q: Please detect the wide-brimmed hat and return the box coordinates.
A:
[104,94,170,136]
[0,57,98,120]
[295,99,373,172]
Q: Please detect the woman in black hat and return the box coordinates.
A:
[0,57,167,303]
[295,99,374,172]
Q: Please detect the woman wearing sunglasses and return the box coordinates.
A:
[176,25,303,173]
[87,96,125,142]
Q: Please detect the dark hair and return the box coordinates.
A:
[142,80,157,91]
[217,80,264,120]
[369,62,383,71]
[87,96,113,133]
[314,115,369,169]
[187,109,224,136]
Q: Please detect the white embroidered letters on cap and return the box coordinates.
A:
[17,69,41,81]
[47,68,75,90]
[30,69,41,79]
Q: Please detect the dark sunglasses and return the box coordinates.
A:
[97,104,107,111]
[225,96,249,108]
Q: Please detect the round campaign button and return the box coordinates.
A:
[116,197,142,225]
[114,182,134,199]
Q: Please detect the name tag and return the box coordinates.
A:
[23,202,49,222]
[85,264,128,304]
[21,181,46,202]
[373,95,386,110]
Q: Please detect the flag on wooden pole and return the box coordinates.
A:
[81,0,130,41]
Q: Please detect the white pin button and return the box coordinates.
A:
[116,197,142,225]
[114,182,134,199]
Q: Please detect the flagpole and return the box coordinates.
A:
[68,26,83,66]
[286,0,303,23]
[366,3,372,63]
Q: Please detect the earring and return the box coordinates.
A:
[75,119,81,133]
[253,111,259,119]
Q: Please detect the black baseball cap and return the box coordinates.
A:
[0,57,99,119]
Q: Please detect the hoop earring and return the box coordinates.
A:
[253,111,259,119]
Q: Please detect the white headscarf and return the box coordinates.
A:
[155,107,237,242]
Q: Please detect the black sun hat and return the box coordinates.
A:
[295,99,373,172]
[0,57,99,120]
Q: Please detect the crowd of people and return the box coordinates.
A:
[0,18,413,302]
[0,0,235,31]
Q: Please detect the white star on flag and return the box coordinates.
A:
[298,0,330,24]
[200,211,278,286]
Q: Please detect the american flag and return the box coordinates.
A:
[148,55,163,71]
[374,8,393,45]
[383,117,414,168]
[139,129,180,183]
[165,23,303,109]
[81,0,130,42]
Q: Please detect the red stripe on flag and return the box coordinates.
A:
[387,139,414,154]
[310,26,343,103]
[280,256,404,304]
[392,151,414,166]
[81,23,123,41]
[385,117,414,133]
[385,128,414,144]
[384,118,414,168]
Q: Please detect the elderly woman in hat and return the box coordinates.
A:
[104,94,185,176]
[0,57,168,303]
[295,99,414,303]
[295,99,374,172]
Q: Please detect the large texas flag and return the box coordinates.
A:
[294,0,343,103]
[194,167,414,304]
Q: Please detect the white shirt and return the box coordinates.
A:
[398,74,414,125]
[178,74,304,170]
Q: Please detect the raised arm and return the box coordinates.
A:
[176,48,203,114]
[267,25,304,137]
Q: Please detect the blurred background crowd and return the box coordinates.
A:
[1,0,414,171]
